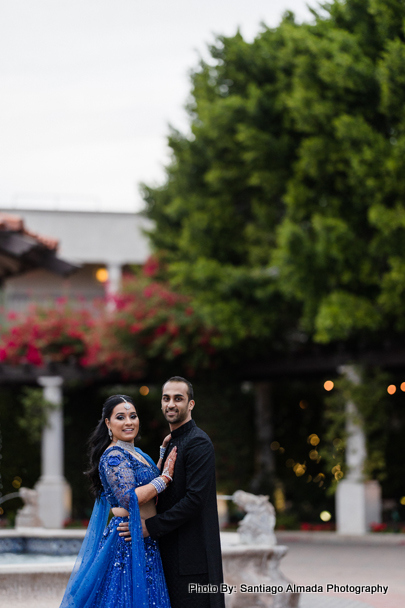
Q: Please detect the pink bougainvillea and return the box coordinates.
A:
[0,277,218,378]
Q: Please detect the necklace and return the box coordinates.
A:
[115,440,150,467]
[116,439,136,454]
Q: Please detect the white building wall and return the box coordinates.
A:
[0,208,152,265]
[0,209,152,311]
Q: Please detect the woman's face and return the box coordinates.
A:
[106,402,139,443]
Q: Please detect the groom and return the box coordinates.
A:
[120,376,225,608]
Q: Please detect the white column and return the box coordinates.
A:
[106,263,122,311]
[106,263,122,297]
[34,376,72,528]
[336,365,381,535]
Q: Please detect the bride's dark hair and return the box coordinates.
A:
[85,394,137,497]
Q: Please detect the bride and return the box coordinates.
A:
[59,394,176,608]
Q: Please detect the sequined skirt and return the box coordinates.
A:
[89,516,171,608]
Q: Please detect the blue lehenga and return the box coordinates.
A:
[59,446,171,608]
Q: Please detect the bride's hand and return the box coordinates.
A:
[162,433,171,448]
[162,446,177,481]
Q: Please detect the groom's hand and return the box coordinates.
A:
[117,519,150,540]
[141,518,150,538]
[117,521,131,542]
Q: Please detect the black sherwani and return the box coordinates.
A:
[146,420,225,608]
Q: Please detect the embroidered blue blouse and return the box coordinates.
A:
[99,446,160,509]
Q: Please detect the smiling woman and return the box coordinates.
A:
[58,393,176,608]
[105,398,140,444]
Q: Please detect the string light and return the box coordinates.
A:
[293,463,306,476]
[308,434,320,446]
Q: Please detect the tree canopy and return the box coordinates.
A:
[143,0,405,353]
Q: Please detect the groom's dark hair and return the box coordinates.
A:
[163,376,194,402]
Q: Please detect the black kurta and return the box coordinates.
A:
[146,420,225,608]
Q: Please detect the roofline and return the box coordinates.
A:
[0,207,147,217]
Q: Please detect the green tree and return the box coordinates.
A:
[143,0,405,349]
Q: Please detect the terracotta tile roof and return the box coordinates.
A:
[0,212,58,251]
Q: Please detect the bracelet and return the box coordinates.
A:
[162,472,173,482]
[159,445,166,459]
[150,476,167,495]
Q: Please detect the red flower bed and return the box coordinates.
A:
[300,522,336,531]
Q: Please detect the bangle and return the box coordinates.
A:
[150,476,167,495]
[162,473,173,482]
[159,445,166,459]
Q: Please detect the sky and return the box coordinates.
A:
[0,0,317,213]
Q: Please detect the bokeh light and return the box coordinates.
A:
[309,450,319,460]
[401,383,405,392]
[293,463,306,476]
[400,496,405,506]
[12,476,22,489]
[332,464,344,481]
[313,473,325,483]
[320,511,332,522]
[299,400,308,409]
[286,459,295,468]
[308,434,320,446]
[273,486,286,512]
[324,380,334,391]
[387,384,397,395]
[139,386,150,396]
[95,268,109,283]
[270,441,280,451]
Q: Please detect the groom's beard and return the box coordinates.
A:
[162,406,189,426]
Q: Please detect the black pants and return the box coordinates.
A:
[165,572,211,608]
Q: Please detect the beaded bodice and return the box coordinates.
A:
[99,446,160,509]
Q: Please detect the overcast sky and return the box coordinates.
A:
[0,0,316,213]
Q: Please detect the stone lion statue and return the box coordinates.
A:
[233,490,276,546]
[15,487,42,528]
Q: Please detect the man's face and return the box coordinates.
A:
[161,381,195,430]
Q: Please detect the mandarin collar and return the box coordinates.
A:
[171,419,196,439]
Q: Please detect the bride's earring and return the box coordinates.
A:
[108,428,112,440]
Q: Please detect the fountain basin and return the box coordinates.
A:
[221,534,299,608]
[0,531,298,608]
[0,563,71,608]
[0,528,85,555]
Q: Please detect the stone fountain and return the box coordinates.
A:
[0,489,299,608]
[221,491,299,608]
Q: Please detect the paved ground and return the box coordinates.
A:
[278,537,405,608]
